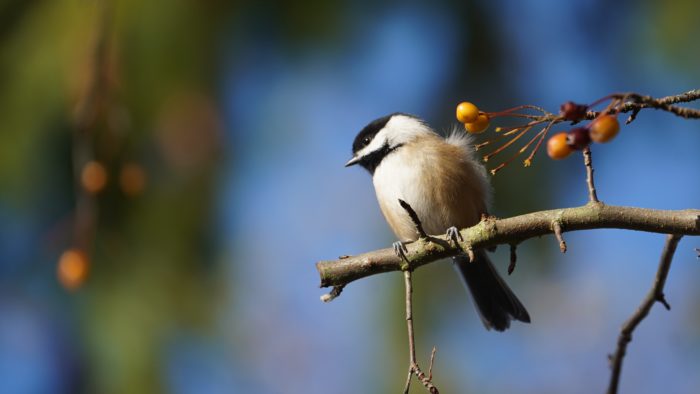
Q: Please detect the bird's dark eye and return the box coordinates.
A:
[362,136,371,146]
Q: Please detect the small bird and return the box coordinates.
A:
[345,113,530,331]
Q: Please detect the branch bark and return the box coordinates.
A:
[317,204,699,289]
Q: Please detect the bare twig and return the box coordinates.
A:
[508,244,517,275]
[399,199,428,239]
[466,247,475,263]
[582,147,599,203]
[582,90,700,121]
[552,221,567,253]
[403,270,415,394]
[606,234,682,394]
[403,270,439,394]
[317,205,699,289]
[320,285,345,303]
[72,1,112,248]
[625,108,641,124]
[605,91,700,120]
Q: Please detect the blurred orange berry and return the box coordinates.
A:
[589,115,620,143]
[547,132,573,160]
[57,248,89,290]
[465,114,490,133]
[81,161,108,194]
[456,102,479,123]
[120,163,147,197]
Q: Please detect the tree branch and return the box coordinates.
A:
[606,234,682,394]
[584,89,700,121]
[316,204,699,289]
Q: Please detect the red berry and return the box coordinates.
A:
[560,101,588,121]
[589,115,620,143]
[547,132,573,160]
[566,127,591,150]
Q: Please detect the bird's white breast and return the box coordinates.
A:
[372,145,436,241]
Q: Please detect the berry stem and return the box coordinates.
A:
[482,125,532,162]
[475,127,526,150]
[487,104,551,117]
[522,120,556,166]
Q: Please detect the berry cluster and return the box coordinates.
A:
[547,113,620,160]
[454,97,625,173]
[456,102,490,133]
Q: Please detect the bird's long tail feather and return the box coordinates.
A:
[453,251,530,331]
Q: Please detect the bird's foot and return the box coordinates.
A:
[446,226,463,246]
[393,241,409,261]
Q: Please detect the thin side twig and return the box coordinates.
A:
[399,199,428,239]
[583,89,700,121]
[508,244,517,275]
[614,91,700,120]
[403,270,439,394]
[552,221,567,253]
[583,147,599,203]
[320,284,345,303]
[72,0,111,250]
[403,270,415,394]
[606,234,682,394]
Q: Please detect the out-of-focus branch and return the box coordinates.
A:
[72,0,111,248]
[316,204,699,290]
[59,0,112,290]
[606,234,682,394]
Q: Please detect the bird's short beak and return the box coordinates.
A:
[344,156,360,167]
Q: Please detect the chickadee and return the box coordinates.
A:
[346,113,530,331]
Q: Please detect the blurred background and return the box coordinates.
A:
[1,0,699,393]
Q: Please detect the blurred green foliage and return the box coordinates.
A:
[0,1,235,392]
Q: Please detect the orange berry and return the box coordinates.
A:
[119,163,147,197]
[456,102,479,123]
[589,115,620,143]
[464,114,490,133]
[547,132,573,160]
[81,161,108,194]
[57,248,89,290]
